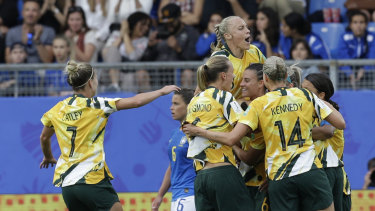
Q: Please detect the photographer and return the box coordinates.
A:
[142,3,199,88]
[363,157,375,189]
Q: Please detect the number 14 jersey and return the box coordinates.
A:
[41,94,120,187]
[239,87,332,180]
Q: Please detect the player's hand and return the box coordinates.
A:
[151,195,163,211]
[40,157,57,169]
[159,85,180,95]
[182,123,200,137]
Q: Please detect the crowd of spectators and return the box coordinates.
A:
[0,0,375,96]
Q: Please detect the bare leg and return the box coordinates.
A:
[181,69,195,89]
[110,202,123,211]
[136,69,151,93]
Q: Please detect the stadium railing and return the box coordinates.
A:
[0,59,374,97]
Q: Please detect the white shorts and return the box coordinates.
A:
[171,195,196,211]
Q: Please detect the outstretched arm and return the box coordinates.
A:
[183,122,251,146]
[116,85,180,110]
[40,126,57,168]
[152,165,171,211]
[312,124,335,140]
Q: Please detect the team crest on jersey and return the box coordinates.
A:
[179,137,187,146]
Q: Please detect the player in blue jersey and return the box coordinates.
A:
[152,88,196,211]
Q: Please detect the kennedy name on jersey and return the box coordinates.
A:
[62,111,82,121]
[271,103,302,115]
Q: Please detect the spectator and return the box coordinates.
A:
[345,0,375,22]
[64,6,99,63]
[0,0,20,63]
[5,0,55,63]
[290,39,320,79]
[258,0,305,20]
[195,12,223,59]
[337,10,375,90]
[200,0,258,32]
[102,11,152,93]
[158,0,204,26]
[279,12,330,60]
[363,157,375,189]
[252,7,280,58]
[142,3,199,88]
[39,0,73,34]
[0,43,27,96]
[44,36,72,96]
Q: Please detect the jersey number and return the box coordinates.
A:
[172,146,176,162]
[274,117,305,151]
[66,126,77,157]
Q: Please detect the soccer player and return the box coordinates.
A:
[235,63,269,210]
[200,16,266,100]
[183,56,346,211]
[39,60,179,211]
[186,55,251,210]
[302,73,351,211]
[152,88,196,211]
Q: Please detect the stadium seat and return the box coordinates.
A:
[308,0,347,21]
[311,23,346,58]
[368,22,375,33]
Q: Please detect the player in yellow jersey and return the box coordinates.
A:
[233,63,269,211]
[39,61,179,211]
[183,56,346,211]
[194,16,266,99]
[186,55,251,210]
[302,73,351,211]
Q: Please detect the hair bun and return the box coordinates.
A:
[65,60,78,74]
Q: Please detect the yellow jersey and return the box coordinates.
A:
[239,131,267,186]
[314,120,344,168]
[239,87,332,180]
[41,94,120,187]
[211,44,266,99]
[186,86,243,171]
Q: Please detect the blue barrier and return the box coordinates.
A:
[0,91,373,194]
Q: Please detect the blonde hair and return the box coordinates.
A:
[287,65,302,88]
[211,16,238,52]
[262,56,288,82]
[65,60,94,90]
[197,56,230,90]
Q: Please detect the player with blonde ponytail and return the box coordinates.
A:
[39,60,179,211]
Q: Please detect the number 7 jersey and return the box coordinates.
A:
[239,87,332,180]
[41,94,120,187]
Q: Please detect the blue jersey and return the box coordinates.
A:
[279,32,330,59]
[252,40,278,57]
[168,128,196,201]
[337,30,375,75]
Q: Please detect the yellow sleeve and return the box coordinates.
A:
[249,131,265,150]
[238,99,260,131]
[41,111,53,128]
[312,93,333,120]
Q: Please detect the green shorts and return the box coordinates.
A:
[61,178,120,211]
[268,169,332,211]
[194,165,252,211]
[342,193,351,211]
[247,186,269,211]
[325,167,344,211]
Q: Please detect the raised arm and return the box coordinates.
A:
[40,126,57,168]
[152,165,171,211]
[182,122,251,146]
[323,101,346,130]
[115,85,180,110]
